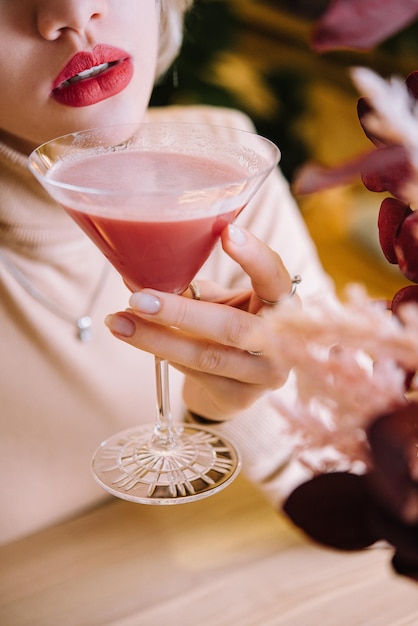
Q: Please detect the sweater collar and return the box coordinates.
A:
[0,140,85,253]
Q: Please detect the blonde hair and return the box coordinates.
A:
[156,0,194,80]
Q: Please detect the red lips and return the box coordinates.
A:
[51,44,133,107]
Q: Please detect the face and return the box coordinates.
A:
[0,0,160,153]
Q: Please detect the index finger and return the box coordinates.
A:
[128,289,268,353]
[221,224,292,307]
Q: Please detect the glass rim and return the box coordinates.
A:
[27,121,281,197]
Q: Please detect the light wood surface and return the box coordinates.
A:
[1,475,416,626]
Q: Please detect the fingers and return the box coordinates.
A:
[103,224,300,418]
[106,309,281,386]
[222,224,295,311]
[106,290,273,380]
[184,280,252,309]
[129,290,268,350]
[105,304,289,410]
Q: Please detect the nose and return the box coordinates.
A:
[36,0,108,41]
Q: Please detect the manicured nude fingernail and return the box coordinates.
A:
[105,314,135,337]
[129,292,161,314]
[228,224,247,246]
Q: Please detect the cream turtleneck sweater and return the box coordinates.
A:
[0,105,333,544]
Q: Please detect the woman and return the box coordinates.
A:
[0,0,332,543]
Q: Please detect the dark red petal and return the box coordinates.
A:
[283,473,380,550]
[395,211,418,282]
[365,500,418,581]
[357,97,387,148]
[391,286,418,391]
[293,150,374,194]
[392,547,418,581]
[392,285,418,313]
[312,0,418,52]
[406,71,418,100]
[367,405,418,525]
[378,197,412,264]
[361,146,412,198]
[294,147,412,196]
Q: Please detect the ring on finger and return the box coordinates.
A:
[189,281,201,301]
[259,274,302,307]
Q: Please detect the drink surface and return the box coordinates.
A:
[51,151,246,293]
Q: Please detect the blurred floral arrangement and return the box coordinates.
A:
[272,0,418,582]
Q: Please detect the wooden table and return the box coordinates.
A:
[0,475,416,626]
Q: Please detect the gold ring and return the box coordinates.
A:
[189,281,201,300]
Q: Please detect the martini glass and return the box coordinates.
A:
[28,122,280,504]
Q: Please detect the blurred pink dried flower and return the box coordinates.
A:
[268,285,418,472]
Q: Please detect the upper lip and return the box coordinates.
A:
[52,44,131,91]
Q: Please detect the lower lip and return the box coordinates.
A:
[51,58,133,107]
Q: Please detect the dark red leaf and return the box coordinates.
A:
[392,286,418,391]
[283,473,380,550]
[357,97,388,148]
[312,0,418,52]
[371,503,418,554]
[364,498,418,580]
[293,151,373,194]
[294,146,412,196]
[378,197,412,264]
[360,146,412,198]
[406,71,418,100]
[392,285,418,313]
[395,211,418,282]
[367,405,418,525]
[392,546,418,581]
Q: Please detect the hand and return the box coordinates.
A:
[105,224,300,420]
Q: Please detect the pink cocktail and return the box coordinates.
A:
[29,122,280,505]
[54,151,243,294]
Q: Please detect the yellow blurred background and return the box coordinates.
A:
[152,0,418,300]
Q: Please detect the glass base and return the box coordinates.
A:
[92,423,241,504]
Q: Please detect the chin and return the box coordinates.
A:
[45,85,149,134]
[7,94,151,153]
[60,106,148,136]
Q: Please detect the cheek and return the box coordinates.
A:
[0,50,45,136]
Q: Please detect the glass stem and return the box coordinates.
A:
[152,357,177,448]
